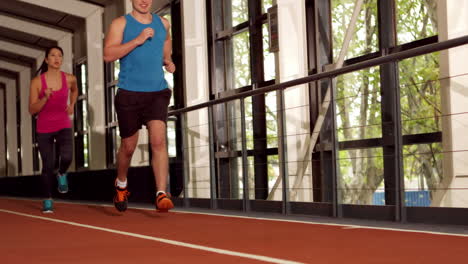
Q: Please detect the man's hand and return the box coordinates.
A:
[134,28,154,46]
[164,60,176,73]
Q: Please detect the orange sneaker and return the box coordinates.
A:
[114,186,130,212]
[156,192,174,212]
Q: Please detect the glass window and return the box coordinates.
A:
[262,0,273,14]
[399,53,440,135]
[167,120,177,158]
[263,23,276,81]
[114,60,120,81]
[162,12,174,107]
[335,67,382,141]
[75,62,90,169]
[231,0,248,27]
[396,0,438,44]
[331,0,378,61]
[232,31,251,88]
[265,92,278,148]
[339,148,384,205]
[403,143,442,207]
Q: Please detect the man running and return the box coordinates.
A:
[103,0,175,212]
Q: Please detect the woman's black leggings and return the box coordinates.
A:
[37,128,73,198]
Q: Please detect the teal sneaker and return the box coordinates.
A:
[57,173,69,194]
[42,199,53,213]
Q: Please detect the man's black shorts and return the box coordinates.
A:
[115,88,172,138]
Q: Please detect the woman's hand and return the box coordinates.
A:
[44,88,53,100]
[66,104,75,115]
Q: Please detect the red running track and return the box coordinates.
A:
[1,198,467,264]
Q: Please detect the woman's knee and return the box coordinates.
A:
[60,152,73,166]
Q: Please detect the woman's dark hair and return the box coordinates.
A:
[36,46,64,75]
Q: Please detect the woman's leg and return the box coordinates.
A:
[56,128,73,174]
[36,132,55,199]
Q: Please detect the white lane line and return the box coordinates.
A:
[342,226,361,230]
[4,197,468,238]
[0,208,304,264]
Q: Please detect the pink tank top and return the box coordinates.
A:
[36,72,71,133]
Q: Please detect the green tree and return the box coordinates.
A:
[332,0,440,204]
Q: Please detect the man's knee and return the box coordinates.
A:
[120,141,137,157]
[150,136,166,152]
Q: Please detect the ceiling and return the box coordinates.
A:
[0,0,88,64]
[0,1,83,32]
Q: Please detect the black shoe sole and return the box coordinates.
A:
[114,201,128,212]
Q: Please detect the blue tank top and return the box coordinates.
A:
[118,14,167,92]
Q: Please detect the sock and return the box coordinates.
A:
[156,191,166,197]
[116,179,127,189]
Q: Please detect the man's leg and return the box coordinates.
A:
[114,131,139,212]
[147,120,173,211]
[117,131,139,182]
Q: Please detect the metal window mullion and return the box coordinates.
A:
[180,113,189,207]
[329,77,342,218]
[16,78,22,174]
[277,88,290,214]
[208,106,218,209]
[378,0,405,222]
[240,98,250,211]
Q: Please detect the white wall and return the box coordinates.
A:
[435,0,468,207]
[85,9,107,170]
[268,0,312,202]
[182,0,211,198]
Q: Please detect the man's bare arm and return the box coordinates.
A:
[161,17,175,73]
[103,17,154,62]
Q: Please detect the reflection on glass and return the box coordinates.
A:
[83,133,89,167]
[247,156,255,199]
[263,23,276,81]
[82,99,88,132]
[331,0,378,61]
[227,100,242,151]
[80,64,87,95]
[396,0,437,44]
[335,67,382,141]
[233,31,251,88]
[232,156,243,199]
[339,148,384,205]
[399,53,440,135]
[165,72,174,107]
[114,60,120,81]
[267,155,280,201]
[232,0,248,27]
[265,92,278,148]
[167,121,176,158]
[242,97,254,150]
[162,12,174,107]
[403,143,442,207]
